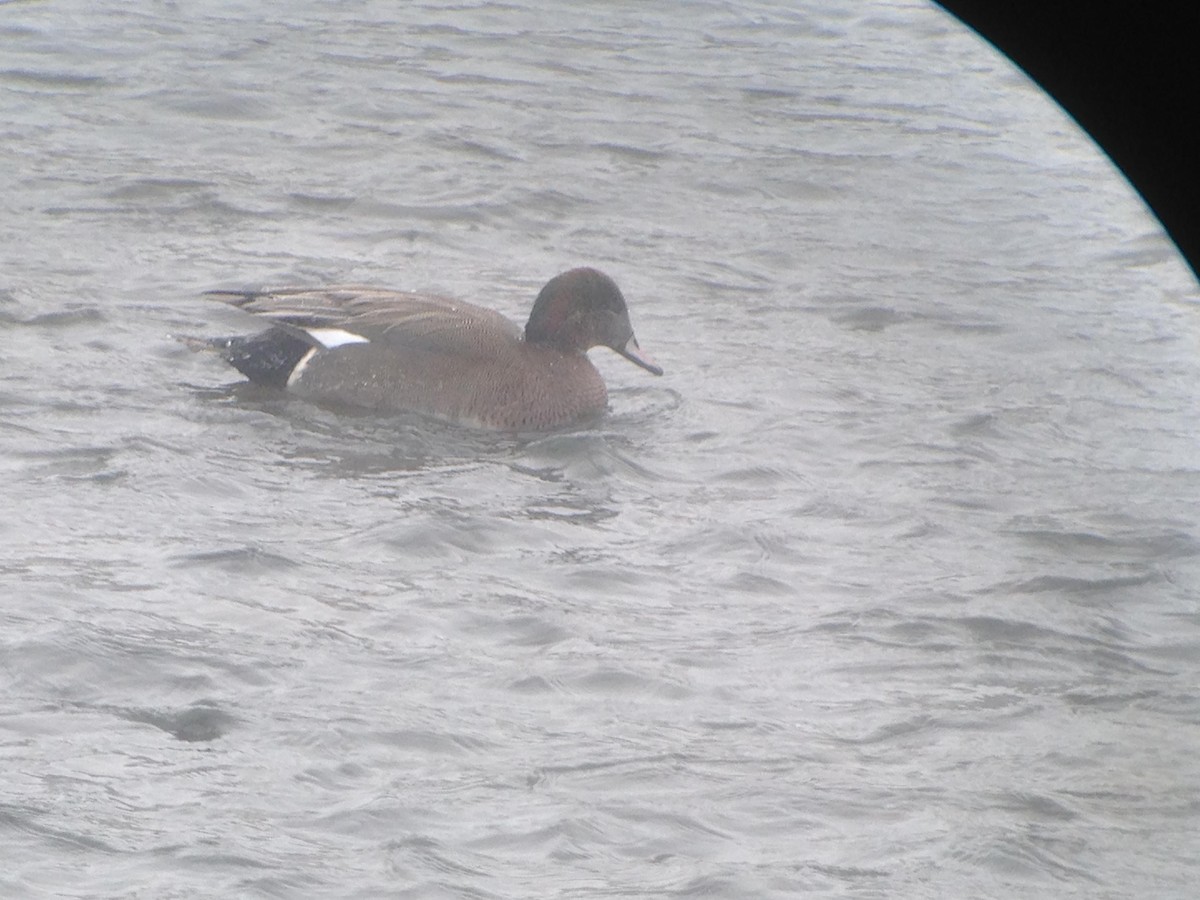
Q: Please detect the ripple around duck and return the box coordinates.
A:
[0,803,120,854]
[947,827,1100,884]
[117,702,240,742]
[6,444,123,481]
[377,512,517,560]
[568,666,692,701]
[605,384,684,429]
[104,177,216,202]
[515,430,667,484]
[170,544,301,574]
[0,305,106,328]
[507,674,558,695]
[1007,525,1200,561]
[370,728,491,756]
[0,68,108,89]
[993,572,1160,597]
[713,463,807,486]
[461,611,571,649]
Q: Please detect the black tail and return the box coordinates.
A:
[203,328,314,389]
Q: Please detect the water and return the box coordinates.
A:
[3,1,1199,897]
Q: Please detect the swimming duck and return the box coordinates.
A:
[200,267,662,430]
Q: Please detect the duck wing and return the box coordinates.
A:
[207,286,524,355]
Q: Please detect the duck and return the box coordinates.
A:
[199,267,662,431]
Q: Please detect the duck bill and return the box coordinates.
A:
[616,335,663,376]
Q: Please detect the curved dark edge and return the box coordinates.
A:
[935,1,1200,284]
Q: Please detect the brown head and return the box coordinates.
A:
[524,268,663,375]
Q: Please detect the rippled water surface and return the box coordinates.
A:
[3,1,1199,897]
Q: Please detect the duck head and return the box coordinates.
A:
[525,267,663,375]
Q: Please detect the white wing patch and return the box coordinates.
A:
[305,327,370,349]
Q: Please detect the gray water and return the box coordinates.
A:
[3,1,1199,897]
